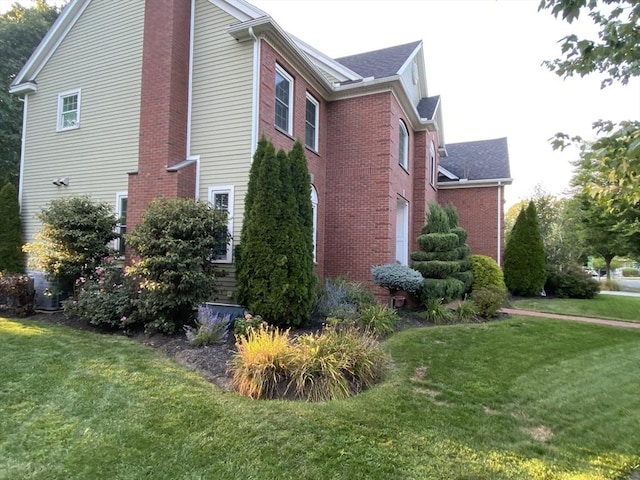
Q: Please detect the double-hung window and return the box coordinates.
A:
[305,94,319,151]
[57,89,81,131]
[429,141,437,187]
[209,186,234,263]
[275,65,293,135]
[399,120,409,170]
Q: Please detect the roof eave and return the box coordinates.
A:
[437,177,513,189]
[9,81,37,95]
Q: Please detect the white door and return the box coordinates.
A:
[396,198,409,265]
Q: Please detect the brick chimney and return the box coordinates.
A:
[127,0,195,233]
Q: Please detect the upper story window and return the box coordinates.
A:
[57,89,81,131]
[209,185,235,263]
[399,119,409,170]
[305,94,319,152]
[429,141,437,187]
[275,65,293,135]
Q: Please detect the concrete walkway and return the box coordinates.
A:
[502,308,640,329]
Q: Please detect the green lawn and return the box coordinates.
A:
[1,316,639,479]
[511,294,640,323]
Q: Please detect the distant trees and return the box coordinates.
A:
[0,182,23,273]
[236,137,316,327]
[503,201,546,296]
[0,1,60,187]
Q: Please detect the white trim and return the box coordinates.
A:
[311,185,318,263]
[437,177,514,189]
[399,119,409,170]
[289,34,361,82]
[207,0,267,22]
[497,182,502,266]
[186,0,196,159]
[9,82,37,95]
[305,93,319,152]
[438,165,458,180]
[56,88,81,131]
[396,197,409,266]
[114,191,128,256]
[429,140,437,187]
[208,185,235,263]
[397,41,423,77]
[249,28,261,157]
[190,155,201,200]
[275,64,294,135]
[18,95,29,210]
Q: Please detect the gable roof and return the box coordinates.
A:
[417,95,440,121]
[335,41,422,80]
[438,137,512,187]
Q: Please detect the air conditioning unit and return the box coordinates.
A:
[31,272,64,311]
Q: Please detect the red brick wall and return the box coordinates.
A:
[257,41,327,279]
[412,131,439,249]
[438,185,506,265]
[127,0,194,234]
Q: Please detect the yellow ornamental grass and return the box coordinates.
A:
[231,326,291,399]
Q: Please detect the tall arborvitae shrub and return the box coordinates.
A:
[236,139,315,327]
[503,201,547,296]
[411,202,465,303]
[0,183,24,273]
[443,203,473,293]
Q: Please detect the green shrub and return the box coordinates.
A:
[357,303,399,336]
[184,306,229,346]
[421,277,465,304]
[622,268,639,277]
[470,285,507,318]
[0,183,24,273]
[470,255,507,293]
[63,259,139,330]
[127,198,229,334]
[23,196,117,289]
[233,313,266,338]
[0,273,34,316]
[503,201,546,296]
[416,233,459,252]
[421,297,454,325]
[412,260,460,279]
[454,298,477,323]
[546,265,600,299]
[602,279,620,291]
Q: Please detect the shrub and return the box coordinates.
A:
[470,255,507,293]
[546,264,600,299]
[357,303,399,336]
[315,278,374,319]
[63,259,139,330]
[470,285,507,318]
[231,326,292,399]
[622,268,639,277]
[23,196,117,289]
[0,183,24,273]
[233,313,266,338]
[0,273,34,316]
[184,306,230,346]
[421,297,454,325]
[503,201,546,296]
[454,298,477,323]
[420,278,465,304]
[126,198,229,334]
[602,279,620,291]
[230,325,389,401]
[371,263,423,297]
[236,138,316,327]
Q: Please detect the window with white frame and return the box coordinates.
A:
[311,185,318,262]
[115,192,127,256]
[399,120,409,170]
[209,185,234,262]
[57,89,81,131]
[305,94,319,151]
[275,65,293,135]
[429,141,437,187]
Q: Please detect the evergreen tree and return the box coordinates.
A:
[0,182,24,273]
[410,202,465,303]
[236,139,315,326]
[503,201,547,296]
[443,203,473,293]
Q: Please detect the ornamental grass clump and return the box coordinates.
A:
[357,303,400,336]
[184,306,229,346]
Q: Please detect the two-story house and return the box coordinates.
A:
[10,0,512,302]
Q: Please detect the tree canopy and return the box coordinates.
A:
[0,1,60,187]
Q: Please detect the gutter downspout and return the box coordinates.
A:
[187,0,200,199]
[248,26,260,157]
[497,181,502,266]
[18,95,28,211]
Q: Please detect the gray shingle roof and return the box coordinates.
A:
[417,96,439,120]
[439,138,511,182]
[335,41,421,80]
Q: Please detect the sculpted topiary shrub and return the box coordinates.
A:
[444,203,473,293]
[127,198,229,334]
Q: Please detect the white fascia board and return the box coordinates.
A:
[438,165,458,180]
[9,82,37,95]
[397,41,423,76]
[437,178,514,189]
[11,0,91,88]
[289,34,361,82]
[208,0,267,22]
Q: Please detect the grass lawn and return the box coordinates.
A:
[511,294,640,323]
[1,316,639,479]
